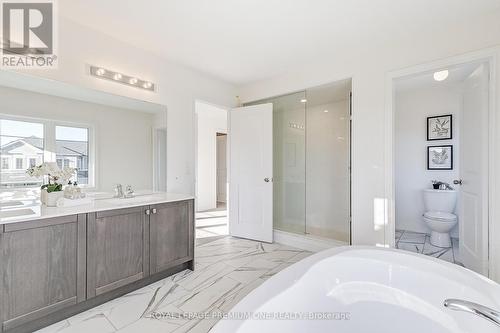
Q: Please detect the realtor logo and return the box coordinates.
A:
[1,0,57,68]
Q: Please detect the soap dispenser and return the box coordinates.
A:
[73,182,83,199]
[64,181,74,199]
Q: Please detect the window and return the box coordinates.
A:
[15,158,23,169]
[0,119,44,188]
[0,117,93,188]
[56,126,89,185]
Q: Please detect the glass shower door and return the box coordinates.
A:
[273,91,307,234]
[305,83,351,242]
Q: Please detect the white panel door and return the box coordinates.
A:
[459,64,489,275]
[229,103,273,242]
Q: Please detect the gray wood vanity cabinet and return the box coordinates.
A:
[150,200,194,273]
[0,214,87,332]
[87,206,150,298]
[0,198,194,333]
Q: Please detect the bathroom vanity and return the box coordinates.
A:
[0,193,194,333]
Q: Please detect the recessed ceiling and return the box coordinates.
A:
[60,0,500,84]
[394,62,482,92]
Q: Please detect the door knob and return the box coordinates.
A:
[453,179,463,185]
[264,178,270,183]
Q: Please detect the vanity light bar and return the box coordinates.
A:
[89,66,155,91]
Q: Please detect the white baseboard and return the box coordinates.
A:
[273,230,348,252]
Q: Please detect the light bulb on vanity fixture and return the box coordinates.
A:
[300,98,307,103]
[433,70,449,82]
[89,65,155,91]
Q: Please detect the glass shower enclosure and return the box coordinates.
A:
[245,80,351,243]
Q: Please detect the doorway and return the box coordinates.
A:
[391,60,491,276]
[216,132,227,208]
[195,101,229,245]
[232,79,352,247]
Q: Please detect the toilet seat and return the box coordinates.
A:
[424,211,457,222]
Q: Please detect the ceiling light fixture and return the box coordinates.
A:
[300,99,307,103]
[433,70,449,82]
[89,65,155,91]
[324,110,329,113]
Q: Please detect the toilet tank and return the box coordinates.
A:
[423,189,457,213]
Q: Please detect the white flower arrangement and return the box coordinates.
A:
[26,162,77,192]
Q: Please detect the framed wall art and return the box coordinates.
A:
[427,114,452,141]
[427,145,453,170]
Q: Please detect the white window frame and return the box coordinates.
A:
[15,157,23,170]
[1,157,9,169]
[0,113,96,190]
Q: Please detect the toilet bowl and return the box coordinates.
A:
[423,212,457,247]
[423,189,458,248]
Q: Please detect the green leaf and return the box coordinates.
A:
[46,184,62,193]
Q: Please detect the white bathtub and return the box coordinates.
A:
[211,246,500,333]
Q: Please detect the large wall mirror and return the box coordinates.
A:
[0,71,167,198]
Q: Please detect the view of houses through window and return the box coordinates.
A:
[0,118,91,188]
[0,119,44,188]
[55,125,89,185]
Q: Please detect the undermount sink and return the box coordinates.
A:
[0,208,36,219]
[100,194,156,205]
[0,201,24,208]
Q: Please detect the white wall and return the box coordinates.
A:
[11,16,236,195]
[0,86,154,191]
[306,100,350,241]
[237,10,500,249]
[196,101,227,211]
[395,86,461,236]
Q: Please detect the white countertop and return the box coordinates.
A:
[0,191,194,225]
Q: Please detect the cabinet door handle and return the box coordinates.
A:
[152,208,157,214]
[145,209,151,215]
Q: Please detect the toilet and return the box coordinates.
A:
[423,189,458,248]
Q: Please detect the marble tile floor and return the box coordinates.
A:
[37,236,313,333]
[195,204,229,246]
[395,229,464,267]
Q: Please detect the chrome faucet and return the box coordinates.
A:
[124,185,135,198]
[113,184,135,199]
[114,184,124,198]
[444,299,500,327]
